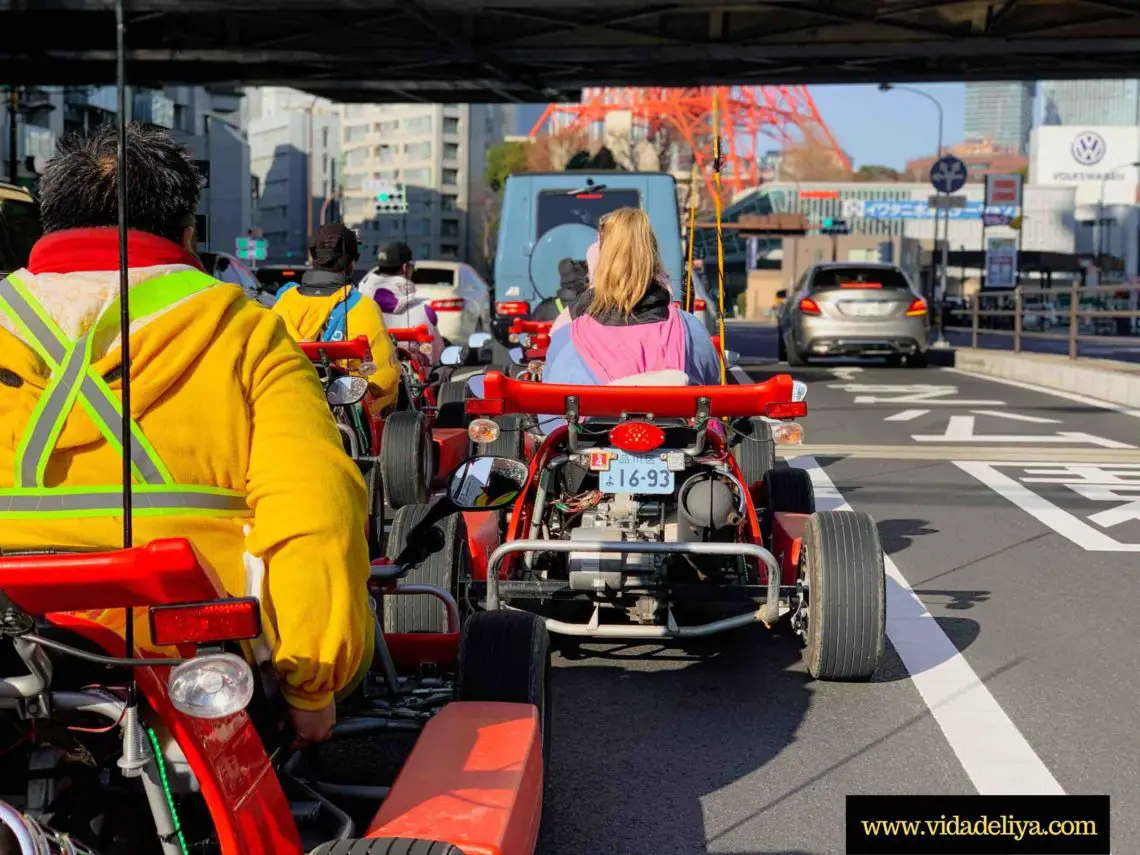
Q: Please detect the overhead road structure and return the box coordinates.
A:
[4,1,1140,98]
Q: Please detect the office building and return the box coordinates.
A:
[964,82,1035,155]
[1041,79,1140,127]
[244,87,340,264]
[338,103,509,273]
[2,85,251,253]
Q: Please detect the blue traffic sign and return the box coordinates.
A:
[930,155,968,194]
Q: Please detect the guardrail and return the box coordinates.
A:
[942,282,1140,359]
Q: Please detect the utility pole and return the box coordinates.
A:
[306,106,314,243]
[7,87,19,185]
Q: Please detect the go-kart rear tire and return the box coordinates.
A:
[799,511,886,682]
[434,379,470,429]
[732,418,775,487]
[380,411,432,509]
[763,467,815,515]
[383,504,467,634]
[471,414,526,460]
[457,610,551,767]
[310,840,464,855]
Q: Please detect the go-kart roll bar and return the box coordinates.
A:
[509,319,551,336]
[468,371,800,419]
[389,325,432,344]
[484,539,782,629]
[299,336,372,362]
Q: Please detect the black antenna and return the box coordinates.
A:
[115,0,135,661]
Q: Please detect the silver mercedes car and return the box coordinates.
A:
[776,262,930,367]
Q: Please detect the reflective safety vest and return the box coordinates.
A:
[0,270,252,520]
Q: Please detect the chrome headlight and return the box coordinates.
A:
[326,375,369,406]
[167,653,254,720]
[791,380,808,402]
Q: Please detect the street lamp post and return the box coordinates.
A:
[880,83,947,348]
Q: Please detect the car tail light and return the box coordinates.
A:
[693,298,707,311]
[839,281,881,289]
[496,301,529,316]
[906,298,928,316]
[798,297,821,315]
[431,298,465,311]
[609,421,666,453]
[766,401,808,420]
[149,598,261,647]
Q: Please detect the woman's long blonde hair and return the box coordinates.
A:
[588,207,667,318]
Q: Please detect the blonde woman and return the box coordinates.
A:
[543,207,719,387]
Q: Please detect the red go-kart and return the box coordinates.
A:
[0,538,548,855]
[451,371,887,681]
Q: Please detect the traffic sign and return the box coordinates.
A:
[983,212,1012,227]
[928,194,967,210]
[820,218,849,235]
[929,155,968,194]
[236,236,268,262]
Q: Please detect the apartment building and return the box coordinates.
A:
[339,103,509,274]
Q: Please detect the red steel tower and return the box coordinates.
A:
[529,86,849,206]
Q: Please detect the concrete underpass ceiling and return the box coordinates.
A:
[3,0,1140,101]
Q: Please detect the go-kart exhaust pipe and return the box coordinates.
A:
[0,800,100,854]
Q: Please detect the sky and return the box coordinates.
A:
[806,83,966,171]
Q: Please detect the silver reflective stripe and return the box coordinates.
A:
[0,277,167,484]
[0,490,250,514]
[19,341,88,487]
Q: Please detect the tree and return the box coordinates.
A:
[780,139,852,182]
[854,164,902,182]
[484,141,529,192]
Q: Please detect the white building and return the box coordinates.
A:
[244,87,340,265]
[338,103,509,274]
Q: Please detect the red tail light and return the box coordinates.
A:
[496,301,529,316]
[798,297,821,315]
[149,597,262,647]
[839,281,881,289]
[693,298,707,311]
[766,401,807,420]
[906,298,928,316]
[431,298,465,311]
[608,420,666,453]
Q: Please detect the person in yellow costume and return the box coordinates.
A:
[272,223,400,414]
[0,123,373,746]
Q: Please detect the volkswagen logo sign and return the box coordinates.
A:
[1071,131,1107,166]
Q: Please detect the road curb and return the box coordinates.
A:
[950,348,1140,408]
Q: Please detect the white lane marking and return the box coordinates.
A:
[730,365,752,385]
[969,409,1061,424]
[912,416,1134,448]
[954,461,1140,552]
[828,383,1005,406]
[942,367,1140,420]
[831,366,864,380]
[884,409,929,421]
[789,455,1066,795]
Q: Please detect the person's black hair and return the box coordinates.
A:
[38,121,204,243]
[309,223,360,273]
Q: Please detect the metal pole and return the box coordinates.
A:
[306,106,314,243]
[6,88,18,185]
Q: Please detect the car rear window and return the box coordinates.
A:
[535,189,640,237]
[810,267,912,292]
[412,266,457,287]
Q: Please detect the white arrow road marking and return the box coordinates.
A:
[790,455,1065,794]
[968,409,1062,424]
[912,416,1135,448]
[828,383,1006,406]
[884,409,930,421]
[830,366,863,380]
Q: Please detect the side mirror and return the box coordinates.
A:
[508,346,525,365]
[467,332,492,350]
[439,345,467,367]
[447,456,530,510]
[723,349,740,369]
[326,375,368,406]
[775,289,788,299]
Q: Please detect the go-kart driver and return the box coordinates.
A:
[544,207,720,390]
[272,223,401,412]
[530,256,590,323]
[358,241,444,367]
[547,240,599,335]
[0,123,373,747]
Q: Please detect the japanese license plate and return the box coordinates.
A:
[597,450,674,494]
[841,301,887,317]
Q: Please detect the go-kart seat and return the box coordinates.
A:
[362,702,543,855]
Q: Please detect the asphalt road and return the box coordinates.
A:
[943,327,1140,365]
[536,322,1137,854]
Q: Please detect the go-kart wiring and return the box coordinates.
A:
[552,489,603,515]
[145,725,189,855]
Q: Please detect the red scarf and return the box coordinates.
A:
[28,228,205,275]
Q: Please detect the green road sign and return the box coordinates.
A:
[236,236,268,261]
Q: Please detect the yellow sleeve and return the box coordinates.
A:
[240,312,372,711]
[353,300,401,412]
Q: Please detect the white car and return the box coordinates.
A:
[409,260,493,345]
[200,251,273,307]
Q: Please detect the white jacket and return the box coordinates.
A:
[359,270,444,361]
